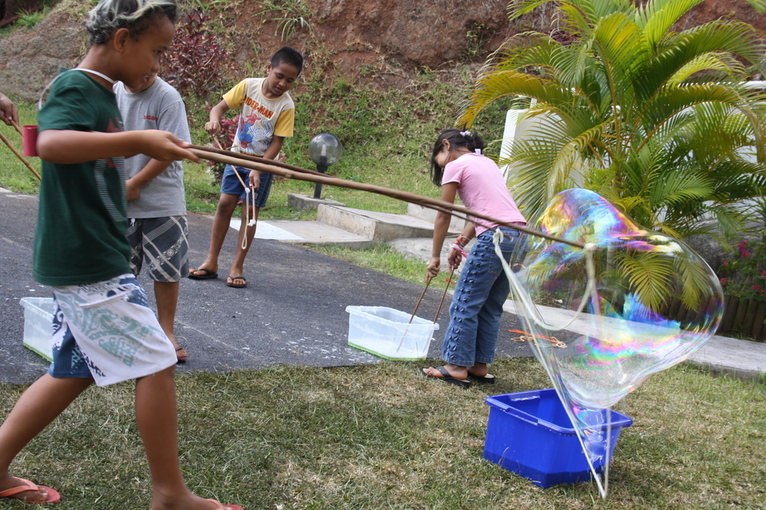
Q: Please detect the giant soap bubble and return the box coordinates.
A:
[500,188,723,496]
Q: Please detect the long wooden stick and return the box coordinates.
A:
[208,132,224,150]
[9,119,23,136]
[433,267,455,324]
[188,145,586,249]
[196,144,329,177]
[0,130,41,180]
[409,275,432,324]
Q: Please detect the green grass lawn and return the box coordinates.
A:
[0,103,42,193]
[1,360,764,509]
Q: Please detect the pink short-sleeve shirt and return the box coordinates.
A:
[442,153,526,236]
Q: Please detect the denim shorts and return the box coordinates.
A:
[127,216,189,282]
[220,164,274,207]
[48,274,177,386]
[441,226,521,367]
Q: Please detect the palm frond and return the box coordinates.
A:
[638,0,705,49]
[635,20,764,100]
[667,53,747,87]
[617,251,675,310]
[459,72,574,127]
[591,13,647,97]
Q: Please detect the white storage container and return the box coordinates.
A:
[345,305,439,360]
[20,297,55,361]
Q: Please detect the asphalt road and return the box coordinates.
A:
[0,188,531,385]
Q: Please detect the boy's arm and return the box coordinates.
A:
[248,135,285,188]
[37,129,200,164]
[125,159,172,201]
[205,99,231,136]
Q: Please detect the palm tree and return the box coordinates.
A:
[460,0,766,243]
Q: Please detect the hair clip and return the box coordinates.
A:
[475,148,482,154]
[460,131,471,137]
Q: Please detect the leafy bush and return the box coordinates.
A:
[161,10,238,102]
[718,238,766,302]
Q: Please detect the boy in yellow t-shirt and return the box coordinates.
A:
[189,46,303,288]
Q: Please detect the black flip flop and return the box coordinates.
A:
[467,372,496,384]
[421,366,471,388]
[226,275,247,288]
[188,268,218,280]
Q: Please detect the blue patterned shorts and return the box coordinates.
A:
[47,274,177,386]
[127,216,189,282]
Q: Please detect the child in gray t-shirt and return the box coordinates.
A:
[114,74,191,363]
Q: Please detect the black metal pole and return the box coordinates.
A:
[313,162,328,199]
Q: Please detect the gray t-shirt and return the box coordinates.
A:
[114,76,190,218]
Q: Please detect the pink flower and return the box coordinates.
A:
[722,261,730,267]
[720,278,728,284]
[742,250,751,258]
[753,284,761,292]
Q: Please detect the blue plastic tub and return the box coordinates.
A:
[483,388,633,488]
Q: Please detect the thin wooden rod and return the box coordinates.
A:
[9,119,23,136]
[188,145,586,249]
[409,275,432,324]
[192,144,329,177]
[434,267,455,324]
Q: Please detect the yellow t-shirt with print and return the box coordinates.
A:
[222,77,295,156]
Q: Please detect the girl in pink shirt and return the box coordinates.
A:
[422,129,525,388]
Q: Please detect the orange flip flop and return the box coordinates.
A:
[0,478,61,504]
[207,499,244,510]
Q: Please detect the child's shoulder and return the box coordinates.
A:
[228,77,263,93]
[46,69,106,102]
[53,69,92,88]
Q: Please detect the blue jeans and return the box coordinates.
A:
[441,227,520,367]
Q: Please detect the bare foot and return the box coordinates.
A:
[174,346,188,363]
[423,363,468,380]
[151,493,241,510]
[188,266,218,279]
[467,362,489,378]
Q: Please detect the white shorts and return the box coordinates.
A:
[48,274,177,387]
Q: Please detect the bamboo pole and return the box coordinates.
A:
[188,145,586,250]
[9,119,23,136]
[409,275,432,324]
[0,130,41,180]
[433,267,454,324]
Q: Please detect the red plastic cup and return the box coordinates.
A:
[22,125,38,157]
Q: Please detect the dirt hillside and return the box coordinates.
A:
[1,0,766,101]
